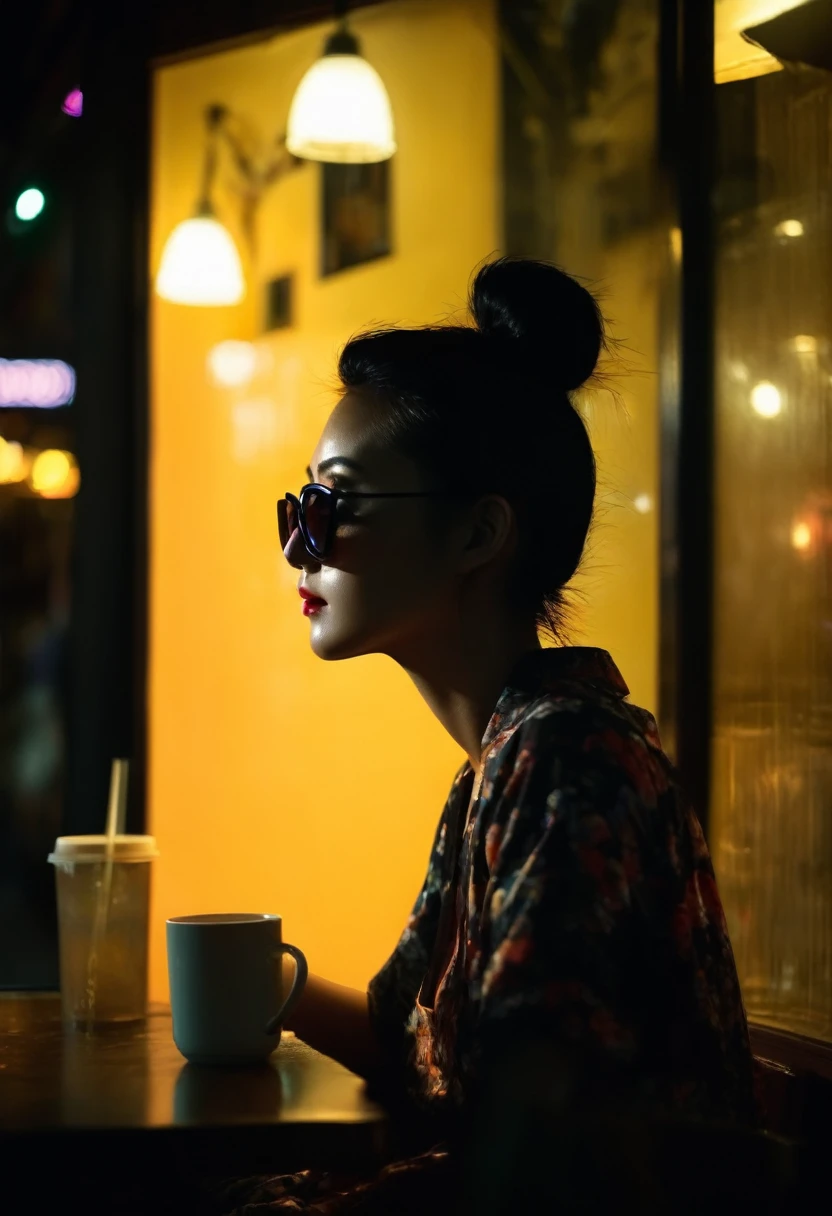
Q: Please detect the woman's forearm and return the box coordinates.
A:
[282,967,385,1081]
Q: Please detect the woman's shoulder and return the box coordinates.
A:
[482,682,677,815]
[497,676,666,756]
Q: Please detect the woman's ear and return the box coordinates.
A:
[458,494,517,575]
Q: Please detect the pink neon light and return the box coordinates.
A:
[61,89,83,117]
[0,359,76,408]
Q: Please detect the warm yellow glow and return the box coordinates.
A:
[43,465,80,498]
[791,521,812,551]
[750,380,782,417]
[715,1,811,84]
[669,226,682,264]
[150,0,497,1004]
[633,493,653,515]
[774,219,804,238]
[156,216,245,306]
[287,54,396,163]
[207,340,258,387]
[0,437,28,483]
[31,448,70,491]
[790,334,817,354]
[149,0,658,1007]
[29,448,79,497]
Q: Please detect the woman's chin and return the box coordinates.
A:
[308,620,371,662]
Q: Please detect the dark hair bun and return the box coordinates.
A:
[470,256,604,391]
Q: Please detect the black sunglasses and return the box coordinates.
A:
[277,483,447,564]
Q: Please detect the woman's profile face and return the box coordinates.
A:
[286,389,465,664]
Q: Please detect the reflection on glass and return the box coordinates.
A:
[749,380,782,417]
[711,57,832,1041]
[773,218,803,238]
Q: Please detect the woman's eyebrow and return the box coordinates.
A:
[306,457,367,480]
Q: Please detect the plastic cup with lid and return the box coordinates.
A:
[47,834,159,1026]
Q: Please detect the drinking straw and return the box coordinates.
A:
[85,759,129,1027]
[105,758,130,843]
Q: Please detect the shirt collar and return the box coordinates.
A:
[481,645,629,755]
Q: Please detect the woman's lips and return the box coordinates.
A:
[301,598,326,616]
[298,587,327,616]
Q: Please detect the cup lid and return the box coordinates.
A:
[47,835,159,864]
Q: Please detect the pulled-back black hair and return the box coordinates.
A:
[337,256,605,641]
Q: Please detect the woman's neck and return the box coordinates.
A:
[395,623,542,774]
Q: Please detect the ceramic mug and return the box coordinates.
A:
[166,913,308,1064]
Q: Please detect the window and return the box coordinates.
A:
[710,12,832,1040]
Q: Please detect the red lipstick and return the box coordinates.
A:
[299,586,327,615]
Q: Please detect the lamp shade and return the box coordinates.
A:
[286,53,396,163]
[155,215,245,306]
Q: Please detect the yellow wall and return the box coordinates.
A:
[149,0,499,1001]
[149,0,659,1004]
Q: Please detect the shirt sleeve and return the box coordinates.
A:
[367,764,469,1070]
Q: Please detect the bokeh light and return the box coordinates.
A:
[790,334,817,354]
[61,89,83,117]
[14,188,45,222]
[29,449,80,498]
[0,358,76,408]
[207,340,258,388]
[633,493,653,514]
[791,521,812,552]
[773,219,803,239]
[0,437,28,484]
[750,381,782,418]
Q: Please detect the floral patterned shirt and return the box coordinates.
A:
[208,646,758,1215]
[367,645,758,1125]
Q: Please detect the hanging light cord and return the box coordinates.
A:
[196,105,227,216]
[325,0,359,55]
[195,103,304,242]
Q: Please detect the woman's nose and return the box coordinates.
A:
[283,526,320,571]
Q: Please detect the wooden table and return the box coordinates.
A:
[0,993,387,1212]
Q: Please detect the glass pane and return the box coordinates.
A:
[711,38,832,1037]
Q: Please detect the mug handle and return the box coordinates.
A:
[265,943,309,1036]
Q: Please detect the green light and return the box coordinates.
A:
[15,188,45,222]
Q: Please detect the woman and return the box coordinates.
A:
[209,258,758,1215]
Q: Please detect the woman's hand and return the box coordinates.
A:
[281,958,386,1081]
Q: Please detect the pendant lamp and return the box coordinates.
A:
[155,106,246,306]
[286,6,396,164]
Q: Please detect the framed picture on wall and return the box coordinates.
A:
[321,160,391,277]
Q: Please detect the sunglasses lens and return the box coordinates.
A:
[278,498,297,550]
[304,489,332,553]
